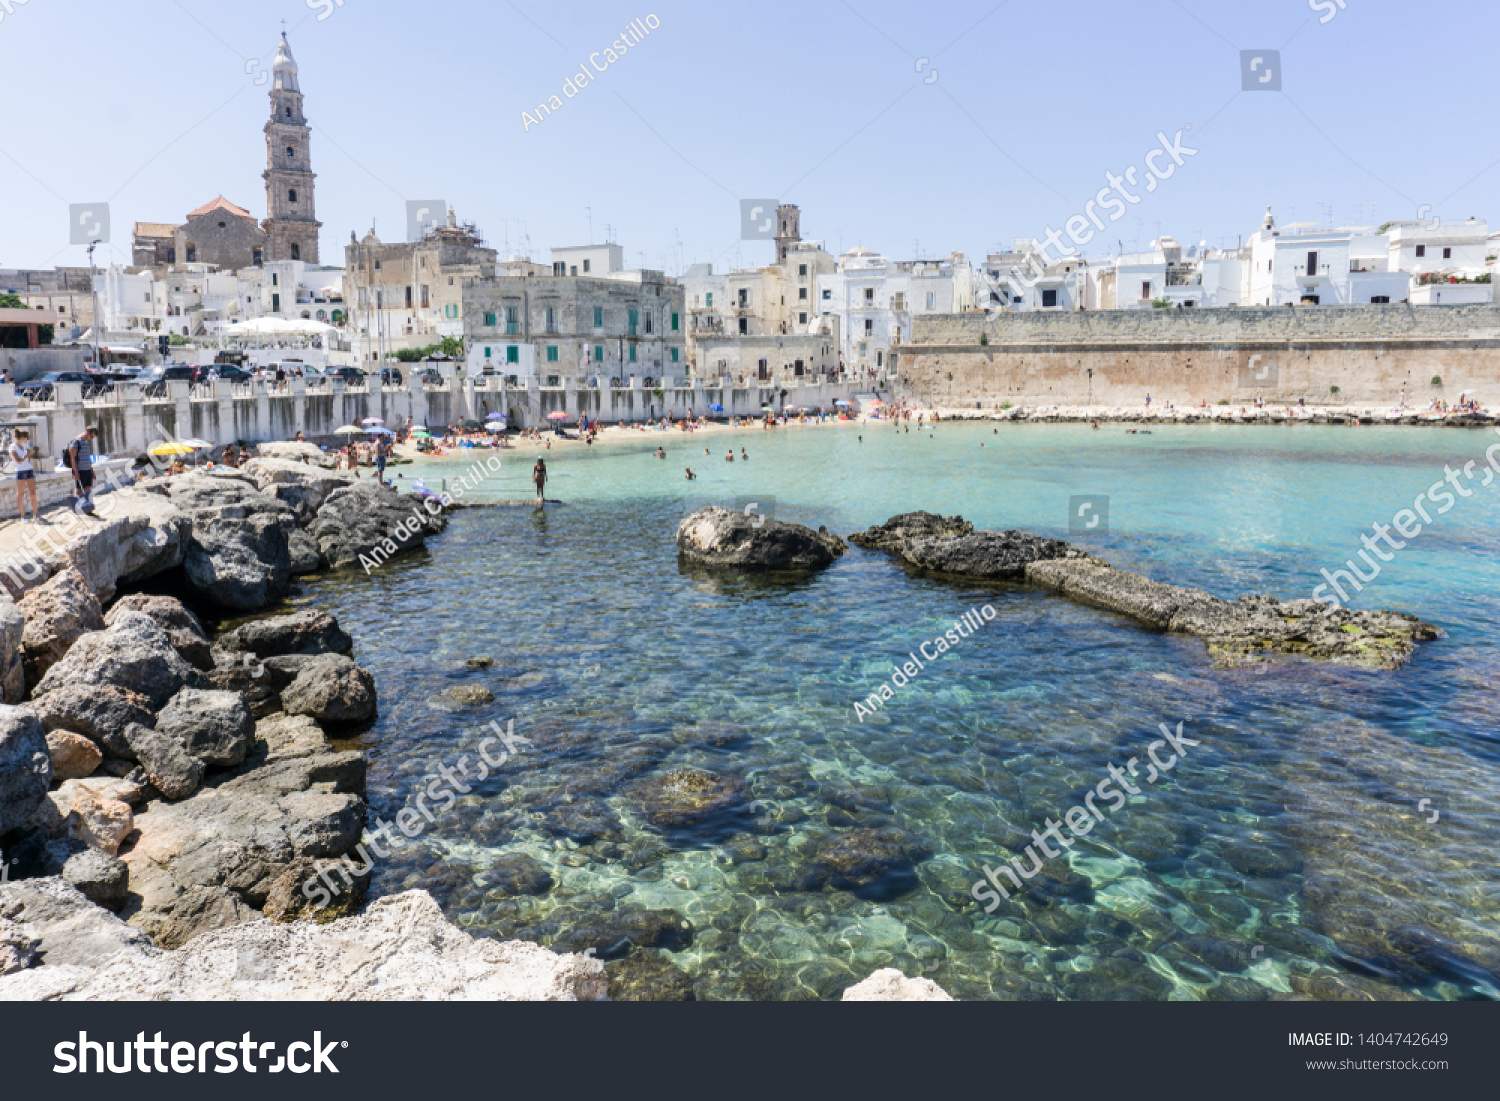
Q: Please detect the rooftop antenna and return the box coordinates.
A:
[587,207,593,244]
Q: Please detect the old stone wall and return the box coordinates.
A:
[895,305,1500,407]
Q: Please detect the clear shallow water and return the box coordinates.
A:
[295,423,1500,1000]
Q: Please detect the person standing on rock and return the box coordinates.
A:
[376,435,392,485]
[67,425,98,514]
[533,457,548,504]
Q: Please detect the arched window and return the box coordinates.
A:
[286,146,295,158]
[285,106,292,118]
[291,243,301,261]
[288,189,297,203]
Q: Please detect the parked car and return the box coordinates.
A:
[16,371,98,400]
[322,366,368,383]
[137,364,202,396]
[202,365,253,382]
[417,368,444,386]
[379,367,404,386]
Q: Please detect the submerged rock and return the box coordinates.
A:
[551,909,695,960]
[676,506,847,571]
[607,951,697,1000]
[633,767,749,830]
[481,853,555,898]
[806,825,932,901]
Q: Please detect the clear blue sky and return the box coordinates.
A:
[2,0,1496,271]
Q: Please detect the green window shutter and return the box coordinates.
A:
[628,346,637,363]
[593,307,603,327]
[594,345,604,362]
[547,346,559,362]
[670,348,679,363]
[484,347,491,357]
[507,346,519,364]
[671,312,679,331]
[705,293,713,308]
[485,312,495,326]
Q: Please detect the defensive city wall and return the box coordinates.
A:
[890,303,1500,408]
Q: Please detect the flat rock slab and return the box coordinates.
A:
[0,888,606,1001]
[851,513,1440,670]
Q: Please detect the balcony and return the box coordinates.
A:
[1164,270,1201,286]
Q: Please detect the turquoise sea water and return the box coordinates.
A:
[294,422,1500,1000]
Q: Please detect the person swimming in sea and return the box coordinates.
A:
[685,468,696,480]
[725,450,734,462]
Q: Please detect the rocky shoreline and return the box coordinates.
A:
[1,453,946,1001]
[0,445,621,1000]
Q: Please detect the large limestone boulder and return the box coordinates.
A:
[0,878,152,971]
[0,888,607,1000]
[842,968,954,1001]
[33,611,205,709]
[123,723,204,800]
[0,601,23,704]
[847,511,974,553]
[215,610,353,658]
[255,440,338,469]
[44,730,102,782]
[241,457,354,522]
[309,483,446,571]
[280,653,377,725]
[151,472,299,612]
[104,594,213,670]
[27,684,156,760]
[0,705,51,836]
[154,688,254,768]
[676,506,847,570]
[17,568,105,687]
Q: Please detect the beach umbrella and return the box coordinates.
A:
[486,423,506,433]
[834,400,852,408]
[485,412,506,420]
[181,438,212,449]
[148,442,196,456]
[335,425,362,435]
[709,404,724,412]
[547,411,569,420]
[365,426,394,436]
[410,429,431,439]
[462,419,483,429]
[361,417,384,426]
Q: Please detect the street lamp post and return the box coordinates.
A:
[87,240,102,368]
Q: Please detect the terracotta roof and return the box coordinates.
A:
[186,196,254,220]
[133,222,179,240]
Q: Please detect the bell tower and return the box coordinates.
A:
[775,204,801,264]
[262,33,321,263]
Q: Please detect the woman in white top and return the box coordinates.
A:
[10,428,39,522]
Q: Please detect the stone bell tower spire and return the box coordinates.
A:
[262,33,321,263]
